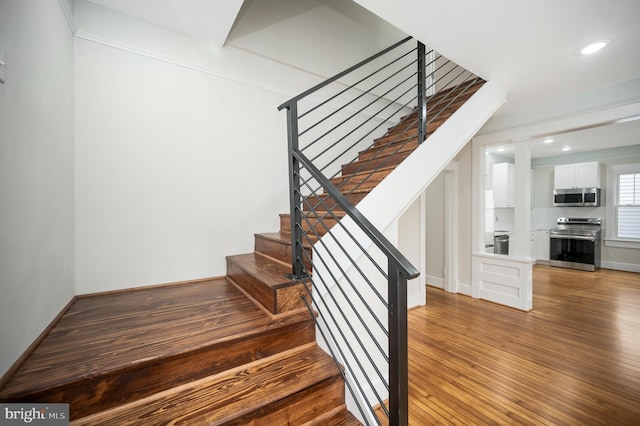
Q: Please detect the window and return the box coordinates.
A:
[616,172,640,239]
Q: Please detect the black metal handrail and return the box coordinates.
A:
[278,36,480,425]
[278,36,413,112]
[294,151,418,279]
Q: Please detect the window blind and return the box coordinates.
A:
[617,172,640,239]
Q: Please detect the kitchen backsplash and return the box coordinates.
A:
[531,206,606,230]
[495,208,514,231]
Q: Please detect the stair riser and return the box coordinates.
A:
[334,178,382,193]
[279,214,339,236]
[332,169,393,192]
[359,139,419,162]
[255,234,312,271]
[384,91,477,138]
[332,168,393,186]
[225,375,346,425]
[304,192,368,212]
[227,257,310,314]
[12,319,315,421]
[380,114,449,142]
[341,150,411,176]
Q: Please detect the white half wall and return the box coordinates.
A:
[0,0,75,377]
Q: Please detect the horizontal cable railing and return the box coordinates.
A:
[278,36,481,426]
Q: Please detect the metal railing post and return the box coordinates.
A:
[285,102,306,278]
[388,260,409,426]
[417,42,427,144]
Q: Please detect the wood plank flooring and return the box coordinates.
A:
[406,265,640,425]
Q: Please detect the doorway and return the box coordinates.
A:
[424,163,457,293]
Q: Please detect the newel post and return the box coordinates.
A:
[388,260,409,426]
[284,102,306,279]
[417,41,427,144]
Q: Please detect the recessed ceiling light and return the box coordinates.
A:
[580,40,609,55]
[543,138,554,144]
[562,146,572,152]
[497,147,505,152]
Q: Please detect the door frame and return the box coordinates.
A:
[443,162,458,293]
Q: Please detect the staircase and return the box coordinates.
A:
[0,80,484,425]
[296,79,484,217]
[0,256,358,424]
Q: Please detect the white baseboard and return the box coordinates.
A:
[600,261,640,273]
[408,293,424,308]
[456,280,472,296]
[425,275,444,289]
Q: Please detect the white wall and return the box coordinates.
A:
[424,172,445,288]
[398,195,425,306]
[74,39,292,292]
[228,0,406,78]
[72,0,408,293]
[0,0,75,377]
[455,144,474,289]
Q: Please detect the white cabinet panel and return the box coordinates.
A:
[492,163,514,207]
[554,162,601,189]
[575,162,600,187]
[554,164,575,189]
[535,230,550,261]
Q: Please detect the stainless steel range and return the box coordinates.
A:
[549,217,602,271]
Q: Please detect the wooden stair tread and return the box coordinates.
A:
[341,149,412,176]
[227,250,311,314]
[340,80,485,178]
[0,279,298,398]
[257,231,314,249]
[304,191,369,212]
[280,213,345,237]
[71,344,341,425]
[360,138,418,162]
[389,81,482,126]
[227,252,292,289]
[280,211,347,221]
[331,167,395,194]
[331,165,395,184]
[302,404,362,425]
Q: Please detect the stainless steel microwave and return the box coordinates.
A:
[553,188,600,207]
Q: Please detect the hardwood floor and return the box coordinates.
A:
[407,265,640,425]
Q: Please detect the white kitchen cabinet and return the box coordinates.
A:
[554,161,601,189]
[530,232,536,259]
[492,163,514,207]
[535,230,550,261]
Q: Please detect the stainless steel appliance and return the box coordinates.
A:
[494,234,509,255]
[553,187,600,207]
[549,217,602,271]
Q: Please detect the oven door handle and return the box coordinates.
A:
[549,233,596,242]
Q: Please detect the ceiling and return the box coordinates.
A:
[486,117,640,160]
[353,0,640,115]
[83,0,640,159]
[85,0,244,47]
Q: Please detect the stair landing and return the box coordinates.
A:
[0,279,319,421]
